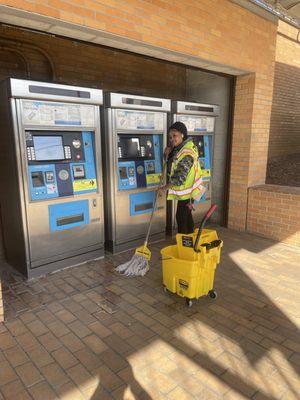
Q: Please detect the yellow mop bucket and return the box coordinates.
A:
[161,204,223,306]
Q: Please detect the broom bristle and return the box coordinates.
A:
[115,254,149,276]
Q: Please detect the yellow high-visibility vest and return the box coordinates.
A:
[167,140,204,201]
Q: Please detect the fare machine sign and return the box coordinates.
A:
[104,93,170,253]
[0,79,104,278]
[172,101,219,229]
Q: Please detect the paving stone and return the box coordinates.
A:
[47,319,71,338]
[0,332,17,350]
[56,309,77,324]
[99,348,128,373]
[60,332,85,353]
[27,319,49,337]
[66,364,94,391]
[88,321,111,338]
[103,334,133,355]
[27,345,54,368]
[0,360,18,386]
[28,381,58,400]
[74,348,102,372]
[167,386,195,400]
[109,322,133,339]
[5,319,28,336]
[282,339,300,353]
[3,345,29,367]
[16,332,40,351]
[73,309,97,325]
[19,313,36,325]
[93,365,123,391]
[41,362,69,388]
[55,381,85,400]
[68,319,92,338]
[0,379,31,400]
[83,334,108,354]
[289,353,300,367]
[16,361,43,387]
[38,332,63,352]
[52,347,78,370]
[35,310,56,324]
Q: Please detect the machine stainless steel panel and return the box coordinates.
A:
[171,100,219,231]
[104,93,170,253]
[0,78,105,279]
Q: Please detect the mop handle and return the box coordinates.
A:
[194,204,217,252]
[144,164,167,246]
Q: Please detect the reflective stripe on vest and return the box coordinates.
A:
[168,176,203,196]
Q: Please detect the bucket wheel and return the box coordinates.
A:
[208,290,217,299]
[163,286,168,293]
[186,298,193,307]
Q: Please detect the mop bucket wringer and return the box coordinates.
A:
[161,204,223,306]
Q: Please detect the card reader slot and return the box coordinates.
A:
[135,202,153,212]
[56,214,84,226]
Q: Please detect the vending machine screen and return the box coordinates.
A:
[118,135,154,160]
[33,136,65,161]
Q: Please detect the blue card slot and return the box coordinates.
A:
[130,191,156,216]
[49,200,89,232]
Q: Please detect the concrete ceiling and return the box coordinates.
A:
[270,0,300,20]
[255,0,300,26]
[232,0,300,27]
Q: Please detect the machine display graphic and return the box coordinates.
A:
[0,78,104,279]
[104,92,170,253]
[33,136,65,160]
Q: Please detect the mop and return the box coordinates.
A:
[115,164,166,276]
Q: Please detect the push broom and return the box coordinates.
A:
[115,165,166,276]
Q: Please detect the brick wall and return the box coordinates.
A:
[247,185,300,247]
[267,22,300,160]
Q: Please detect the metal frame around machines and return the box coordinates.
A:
[104,92,170,253]
[0,78,105,279]
[171,100,219,231]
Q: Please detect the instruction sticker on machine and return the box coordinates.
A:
[73,179,97,192]
[146,173,161,185]
[178,116,215,132]
[116,110,163,130]
[22,100,95,126]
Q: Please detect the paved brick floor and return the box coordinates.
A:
[0,227,299,400]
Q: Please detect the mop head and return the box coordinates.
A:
[115,254,149,276]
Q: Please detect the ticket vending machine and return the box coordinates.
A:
[0,78,104,279]
[170,101,219,230]
[104,93,170,253]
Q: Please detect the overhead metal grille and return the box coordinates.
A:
[250,0,300,27]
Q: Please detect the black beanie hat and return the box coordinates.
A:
[169,121,188,140]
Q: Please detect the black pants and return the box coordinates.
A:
[176,199,194,234]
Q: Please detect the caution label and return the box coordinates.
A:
[73,179,97,192]
[146,173,161,185]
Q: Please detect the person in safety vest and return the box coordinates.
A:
[160,122,206,234]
